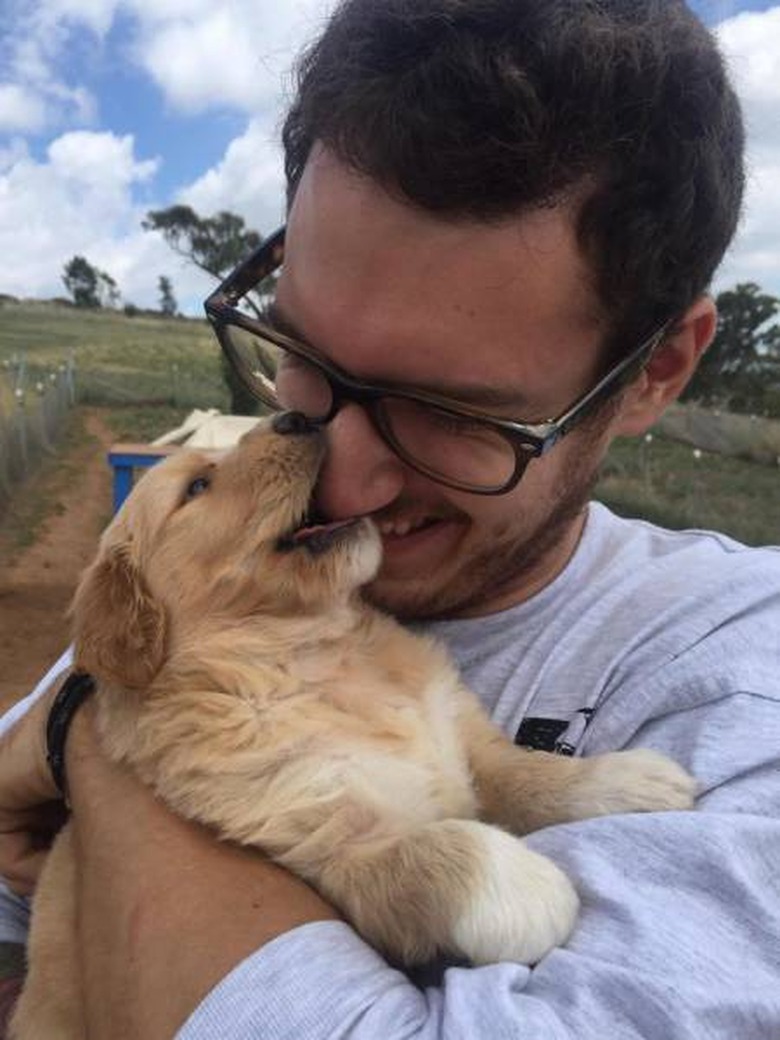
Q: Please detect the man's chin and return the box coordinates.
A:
[363,570,458,621]
[364,557,505,621]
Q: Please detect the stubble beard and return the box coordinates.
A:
[365,434,608,622]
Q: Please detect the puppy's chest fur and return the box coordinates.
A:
[95,609,479,860]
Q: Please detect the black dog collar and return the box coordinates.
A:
[46,672,96,796]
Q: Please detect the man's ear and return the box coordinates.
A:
[70,542,167,689]
[612,296,717,438]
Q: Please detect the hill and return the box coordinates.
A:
[0,298,228,411]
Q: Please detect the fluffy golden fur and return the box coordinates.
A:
[12,420,695,1038]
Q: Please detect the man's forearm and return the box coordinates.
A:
[67,710,339,1040]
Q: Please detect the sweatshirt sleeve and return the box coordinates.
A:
[0,648,73,946]
[177,687,780,1039]
[0,649,73,742]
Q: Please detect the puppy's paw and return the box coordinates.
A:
[578,749,696,816]
[451,825,579,966]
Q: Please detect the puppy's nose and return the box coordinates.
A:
[271,411,319,436]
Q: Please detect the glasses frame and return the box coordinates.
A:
[205,226,668,495]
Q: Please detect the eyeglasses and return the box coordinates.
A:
[204,226,667,495]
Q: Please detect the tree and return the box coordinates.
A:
[158,276,177,317]
[683,282,780,415]
[62,256,101,308]
[142,205,259,280]
[143,205,276,414]
[98,270,121,309]
[62,257,121,309]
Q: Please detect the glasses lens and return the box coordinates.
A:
[378,397,519,492]
[220,321,280,409]
[221,318,524,493]
[221,321,334,420]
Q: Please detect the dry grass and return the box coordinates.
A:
[0,299,227,410]
[596,435,780,546]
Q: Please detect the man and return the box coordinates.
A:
[1,0,779,1036]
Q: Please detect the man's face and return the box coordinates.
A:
[273,149,620,620]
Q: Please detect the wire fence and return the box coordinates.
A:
[76,361,228,411]
[656,402,780,467]
[0,356,77,516]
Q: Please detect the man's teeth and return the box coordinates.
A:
[377,517,434,537]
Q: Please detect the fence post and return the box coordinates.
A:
[171,362,180,407]
[65,354,76,406]
[34,380,53,454]
[14,388,27,478]
[0,391,11,501]
[0,355,78,520]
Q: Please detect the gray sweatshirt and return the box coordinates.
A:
[2,503,779,1038]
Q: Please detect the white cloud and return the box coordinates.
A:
[0,129,207,309]
[0,137,30,173]
[179,119,286,234]
[0,1,108,133]
[130,0,331,115]
[717,7,780,110]
[26,0,121,40]
[714,7,780,297]
[140,10,279,115]
[0,0,318,311]
[0,0,334,159]
[0,84,47,134]
[48,129,158,186]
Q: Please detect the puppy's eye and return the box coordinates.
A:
[185,476,211,500]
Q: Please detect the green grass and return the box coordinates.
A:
[596,435,780,546]
[101,405,193,443]
[0,299,228,410]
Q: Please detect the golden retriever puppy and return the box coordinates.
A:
[11,418,695,1038]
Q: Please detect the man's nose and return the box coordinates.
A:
[315,402,406,520]
[271,410,320,436]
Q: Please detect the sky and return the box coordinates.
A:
[1,0,779,315]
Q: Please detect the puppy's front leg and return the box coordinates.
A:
[312,817,578,968]
[456,693,696,835]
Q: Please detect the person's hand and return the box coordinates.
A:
[0,681,67,896]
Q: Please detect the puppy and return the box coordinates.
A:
[11,418,695,1038]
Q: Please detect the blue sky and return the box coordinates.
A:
[1,1,779,314]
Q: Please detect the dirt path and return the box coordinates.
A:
[0,410,115,712]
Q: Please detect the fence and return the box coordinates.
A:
[0,355,76,516]
[656,402,780,467]
[76,361,227,411]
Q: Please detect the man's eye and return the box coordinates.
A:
[185,476,211,500]
[421,407,488,436]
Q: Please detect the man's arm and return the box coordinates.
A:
[66,707,339,1040]
[64,690,780,1040]
[0,652,74,1037]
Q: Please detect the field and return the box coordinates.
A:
[596,436,780,546]
[0,298,228,410]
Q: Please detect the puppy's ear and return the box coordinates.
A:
[70,542,167,688]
